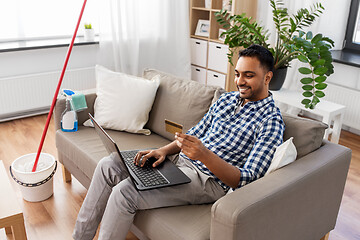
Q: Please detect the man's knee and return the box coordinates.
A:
[98,155,117,169]
[110,179,139,214]
[94,155,122,186]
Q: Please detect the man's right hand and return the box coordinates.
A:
[134,149,167,168]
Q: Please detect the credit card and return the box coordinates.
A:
[165,119,183,135]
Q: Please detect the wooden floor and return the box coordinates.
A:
[0,114,359,240]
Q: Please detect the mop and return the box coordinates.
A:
[32,0,88,172]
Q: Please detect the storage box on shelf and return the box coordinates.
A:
[207,70,226,88]
[191,65,207,85]
[190,38,207,68]
[208,42,228,73]
[189,0,257,91]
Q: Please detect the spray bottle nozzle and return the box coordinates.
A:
[63,89,75,96]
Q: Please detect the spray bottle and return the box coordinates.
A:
[61,89,78,132]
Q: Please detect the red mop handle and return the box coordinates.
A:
[32,0,88,172]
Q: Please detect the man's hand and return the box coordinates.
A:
[175,133,209,161]
[176,132,241,189]
[134,149,167,168]
[134,140,182,168]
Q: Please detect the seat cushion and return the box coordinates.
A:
[282,113,327,158]
[143,68,225,141]
[55,126,171,180]
[134,204,212,240]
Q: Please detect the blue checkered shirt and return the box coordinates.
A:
[179,91,284,190]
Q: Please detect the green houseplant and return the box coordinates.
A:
[84,23,92,29]
[84,23,95,42]
[215,0,334,109]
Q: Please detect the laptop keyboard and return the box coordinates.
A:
[121,151,169,187]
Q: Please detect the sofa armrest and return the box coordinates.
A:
[54,89,97,130]
[210,141,351,240]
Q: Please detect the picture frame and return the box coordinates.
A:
[195,20,210,37]
[218,28,226,41]
[222,0,232,11]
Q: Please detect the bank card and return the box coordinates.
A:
[165,119,183,135]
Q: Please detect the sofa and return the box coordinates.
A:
[54,69,351,240]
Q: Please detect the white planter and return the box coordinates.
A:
[84,28,95,42]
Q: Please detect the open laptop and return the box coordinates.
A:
[89,113,191,191]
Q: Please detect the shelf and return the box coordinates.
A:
[209,38,225,44]
[192,7,211,11]
[190,35,210,41]
[190,0,257,91]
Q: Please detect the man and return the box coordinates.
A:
[73,44,284,240]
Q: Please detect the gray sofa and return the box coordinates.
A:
[54,69,351,240]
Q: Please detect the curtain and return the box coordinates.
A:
[98,0,191,78]
[256,0,351,90]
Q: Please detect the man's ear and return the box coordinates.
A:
[265,71,273,85]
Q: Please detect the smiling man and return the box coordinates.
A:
[73,44,285,240]
[173,44,285,190]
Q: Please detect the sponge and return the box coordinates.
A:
[70,92,87,112]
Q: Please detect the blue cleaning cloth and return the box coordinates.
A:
[70,92,87,112]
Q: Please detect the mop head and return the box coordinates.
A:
[62,89,88,112]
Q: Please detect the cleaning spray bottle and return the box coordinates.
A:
[61,89,78,132]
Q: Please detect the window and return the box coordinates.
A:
[0,0,99,42]
[345,0,360,51]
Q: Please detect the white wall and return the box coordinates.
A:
[0,44,100,78]
[328,63,360,90]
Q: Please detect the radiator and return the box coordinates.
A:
[0,67,96,121]
[325,83,360,130]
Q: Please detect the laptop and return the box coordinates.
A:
[88,113,191,191]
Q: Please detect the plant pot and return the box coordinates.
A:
[270,67,288,90]
[84,29,95,42]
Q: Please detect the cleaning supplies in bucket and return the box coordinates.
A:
[61,89,87,132]
[10,153,57,202]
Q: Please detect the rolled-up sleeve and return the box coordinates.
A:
[238,115,284,188]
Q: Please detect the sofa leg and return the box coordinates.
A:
[62,164,72,183]
[320,233,329,240]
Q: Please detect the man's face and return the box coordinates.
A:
[234,56,273,104]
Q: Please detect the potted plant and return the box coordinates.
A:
[215,0,334,109]
[84,23,95,42]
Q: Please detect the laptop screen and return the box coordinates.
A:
[89,114,128,173]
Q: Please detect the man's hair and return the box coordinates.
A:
[238,44,274,72]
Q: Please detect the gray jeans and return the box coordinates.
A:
[73,155,226,240]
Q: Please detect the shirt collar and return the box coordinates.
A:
[238,92,274,110]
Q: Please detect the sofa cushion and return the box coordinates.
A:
[265,137,297,175]
[282,113,327,158]
[134,204,212,240]
[143,69,225,141]
[89,65,160,135]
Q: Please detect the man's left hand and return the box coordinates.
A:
[175,133,209,161]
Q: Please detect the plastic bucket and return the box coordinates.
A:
[10,153,57,202]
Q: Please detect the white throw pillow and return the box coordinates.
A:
[265,137,297,176]
[84,65,160,135]
[226,137,297,195]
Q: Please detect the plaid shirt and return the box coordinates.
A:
[179,91,284,190]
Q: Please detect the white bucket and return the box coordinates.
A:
[10,153,57,202]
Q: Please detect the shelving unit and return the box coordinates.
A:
[189,0,257,91]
